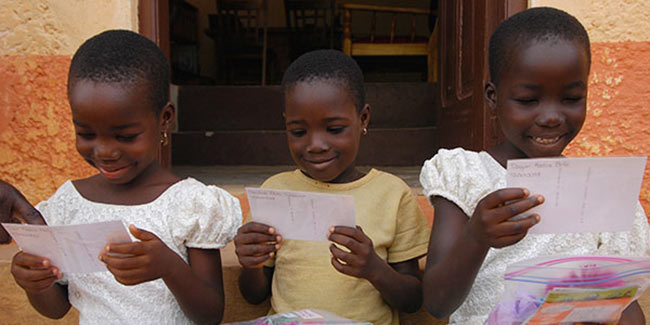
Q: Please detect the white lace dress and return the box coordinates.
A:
[35,178,242,325]
[420,148,650,325]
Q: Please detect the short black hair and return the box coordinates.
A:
[489,7,590,85]
[281,49,365,112]
[68,29,170,113]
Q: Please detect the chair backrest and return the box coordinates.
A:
[341,4,434,43]
[284,0,336,49]
[215,0,267,44]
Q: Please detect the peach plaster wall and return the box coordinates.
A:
[0,0,137,204]
[532,0,650,213]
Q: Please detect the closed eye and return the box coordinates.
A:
[327,126,346,134]
[289,129,306,137]
[563,96,584,103]
[76,132,95,140]
[116,133,140,142]
[513,98,538,105]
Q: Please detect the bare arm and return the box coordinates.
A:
[238,266,274,304]
[423,189,543,318]
[369,258,423,312]
[422,197,489,318]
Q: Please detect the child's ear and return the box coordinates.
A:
[160,102,175,131]
[484,82,498,112]
[359,104,371,129]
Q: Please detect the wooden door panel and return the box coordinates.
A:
[437,0,526,152]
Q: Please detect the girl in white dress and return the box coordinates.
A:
[6,30,241,324]
[420,8,650,325]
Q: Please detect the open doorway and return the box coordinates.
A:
[139,0,527,167]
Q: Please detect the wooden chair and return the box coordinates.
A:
[207,0,269,85]
[341,3,439,83]
[284,0,337,60]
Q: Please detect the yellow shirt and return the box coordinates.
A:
[256,169,430,325]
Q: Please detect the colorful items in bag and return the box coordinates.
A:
[486,256,650,324]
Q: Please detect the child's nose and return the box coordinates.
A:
[535,105,565,128]
[306,132,329,153]
[93,141,120,160]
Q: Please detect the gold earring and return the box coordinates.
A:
[160,131,169,146]
[362,127,368,135]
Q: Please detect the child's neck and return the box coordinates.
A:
[302,166,366,184]
[487,142,529,169]
[487,142,567,169]
[73,163,181,205]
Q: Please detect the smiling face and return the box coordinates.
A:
[486,38,589,159]
[284,80,370,183]
[69,79,173,185]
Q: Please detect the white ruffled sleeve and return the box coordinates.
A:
[171,181,242,249]
[597,203,650,256]
[419,148,499,218]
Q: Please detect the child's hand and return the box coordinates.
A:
[11,251,62,294]
[99,224,182,286]
[328,226,383,280]
[466,188,544,248]
[234,222,281,268]
[0,180,47,243]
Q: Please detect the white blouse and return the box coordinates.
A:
[36,178,242,325]
[420,148,650,325]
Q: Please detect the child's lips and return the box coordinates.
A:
[304,156,336,170]
[97,165,130,179]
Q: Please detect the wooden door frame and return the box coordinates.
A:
[139,0,172,168]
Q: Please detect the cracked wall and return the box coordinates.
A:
[0,0,137,204]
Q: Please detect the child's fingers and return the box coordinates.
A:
[330,256,354,277]
[11,264,59,282]
[239,253,273,269]
[104,242,146,256]
[480,188,530,209]
[235,232,279,245]
[329,226,366,243]
[128,224,158,241]
[491,195,544,222]
[494,215,540,237]
[329,244,357,266]
[12,252,51,269]
[100,253,147,270]
[238,222,275,235]
[235,242,278,258]
[328,232,362,253]
[491,232,528,249]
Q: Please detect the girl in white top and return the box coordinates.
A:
[419,8,650,325]
[7,30,241,324]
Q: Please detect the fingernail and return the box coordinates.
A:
[522,188,530,196]
[99,255,104,262]
[537,195,545,203]
[275,244,281,250]
[276,235,282,242]
[329,227,334,233]
[269,252,274,257]
[104,245,110,252]
[535,215,541,223]
[268,227,275,234]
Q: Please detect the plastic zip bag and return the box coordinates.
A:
[486,256,650,324]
